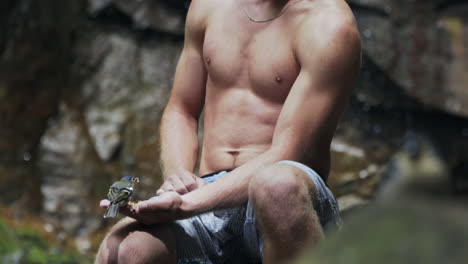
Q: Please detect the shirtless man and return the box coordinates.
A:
[96,0,361,263]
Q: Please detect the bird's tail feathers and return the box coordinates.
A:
[104,203,120,218]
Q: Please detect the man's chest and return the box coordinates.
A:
[202,12,300,101]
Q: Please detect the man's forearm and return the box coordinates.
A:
[181,147,287,215]
[160,107,200,177]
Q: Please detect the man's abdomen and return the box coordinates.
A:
[198,87,281,174]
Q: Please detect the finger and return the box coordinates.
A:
[179,171,199,192]
[119,204,145,222]
[158,181,175,194]
[156,182,170,195]
[135,200,151,213]
[136,193,181,214]
[100,199,110,208]
[136,200,163,214]
[169,176,189,194]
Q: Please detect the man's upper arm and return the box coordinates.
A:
[270,15,361,159]
[166,0,208,118]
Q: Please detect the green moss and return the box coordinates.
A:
[17,227,49,250]
[0,219,19,255]
[23,246,48,264]
[0,218,92,264]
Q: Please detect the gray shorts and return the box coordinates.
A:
[171,160,342,264]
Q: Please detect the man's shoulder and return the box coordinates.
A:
[294,0,360,52]
[188,0,227,19]
[293,0,361,70]
[187,0,227,30]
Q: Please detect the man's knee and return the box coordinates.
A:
[249,163,312,205]
[96,218,176,264]
[248,163,321,236]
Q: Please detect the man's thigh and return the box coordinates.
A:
[172,207,261,264]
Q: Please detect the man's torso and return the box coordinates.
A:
[198,0,348,177]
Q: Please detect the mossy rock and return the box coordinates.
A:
[295,199,468,264]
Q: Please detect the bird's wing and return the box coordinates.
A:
[113,187,133,204]
[107,186,119,200]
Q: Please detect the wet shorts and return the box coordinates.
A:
[171,160,342,264]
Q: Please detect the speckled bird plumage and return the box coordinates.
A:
[104,176,138,218]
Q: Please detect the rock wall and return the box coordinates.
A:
[350,0,468,116]
[0,0,467,256]
[0,0,187,253]
[0,0,86,208]
[330,0,468,210]
[37,1,186,249]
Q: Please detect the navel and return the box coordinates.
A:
[227,150,240,157]
[227,150,239,168]
[275,76,282,83]
[206,57,211,64]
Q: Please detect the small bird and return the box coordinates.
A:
[104,176,139,218]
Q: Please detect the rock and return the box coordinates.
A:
[378,132,449,198]
[85,107,128,161]
[39,103,105,237]
[75,26,181,196]
[436,9,468,115]
[328,139,383,199]
[88,0,186,34]
[76,27,181,163]
[0,0,86,208]
[35,12,183,237]
[0,0,184,243]
[350,0,468,116]
[0,0,84,162]
[88,0,112,12]
[294,200,468,264]
[337,194,369,217]
[294,130,465,264]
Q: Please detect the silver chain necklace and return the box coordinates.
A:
[243,0,305,23]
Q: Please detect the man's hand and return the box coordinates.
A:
[100,192,191,225]
[156,170,206,195]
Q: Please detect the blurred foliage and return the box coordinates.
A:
[0,218,91,264]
